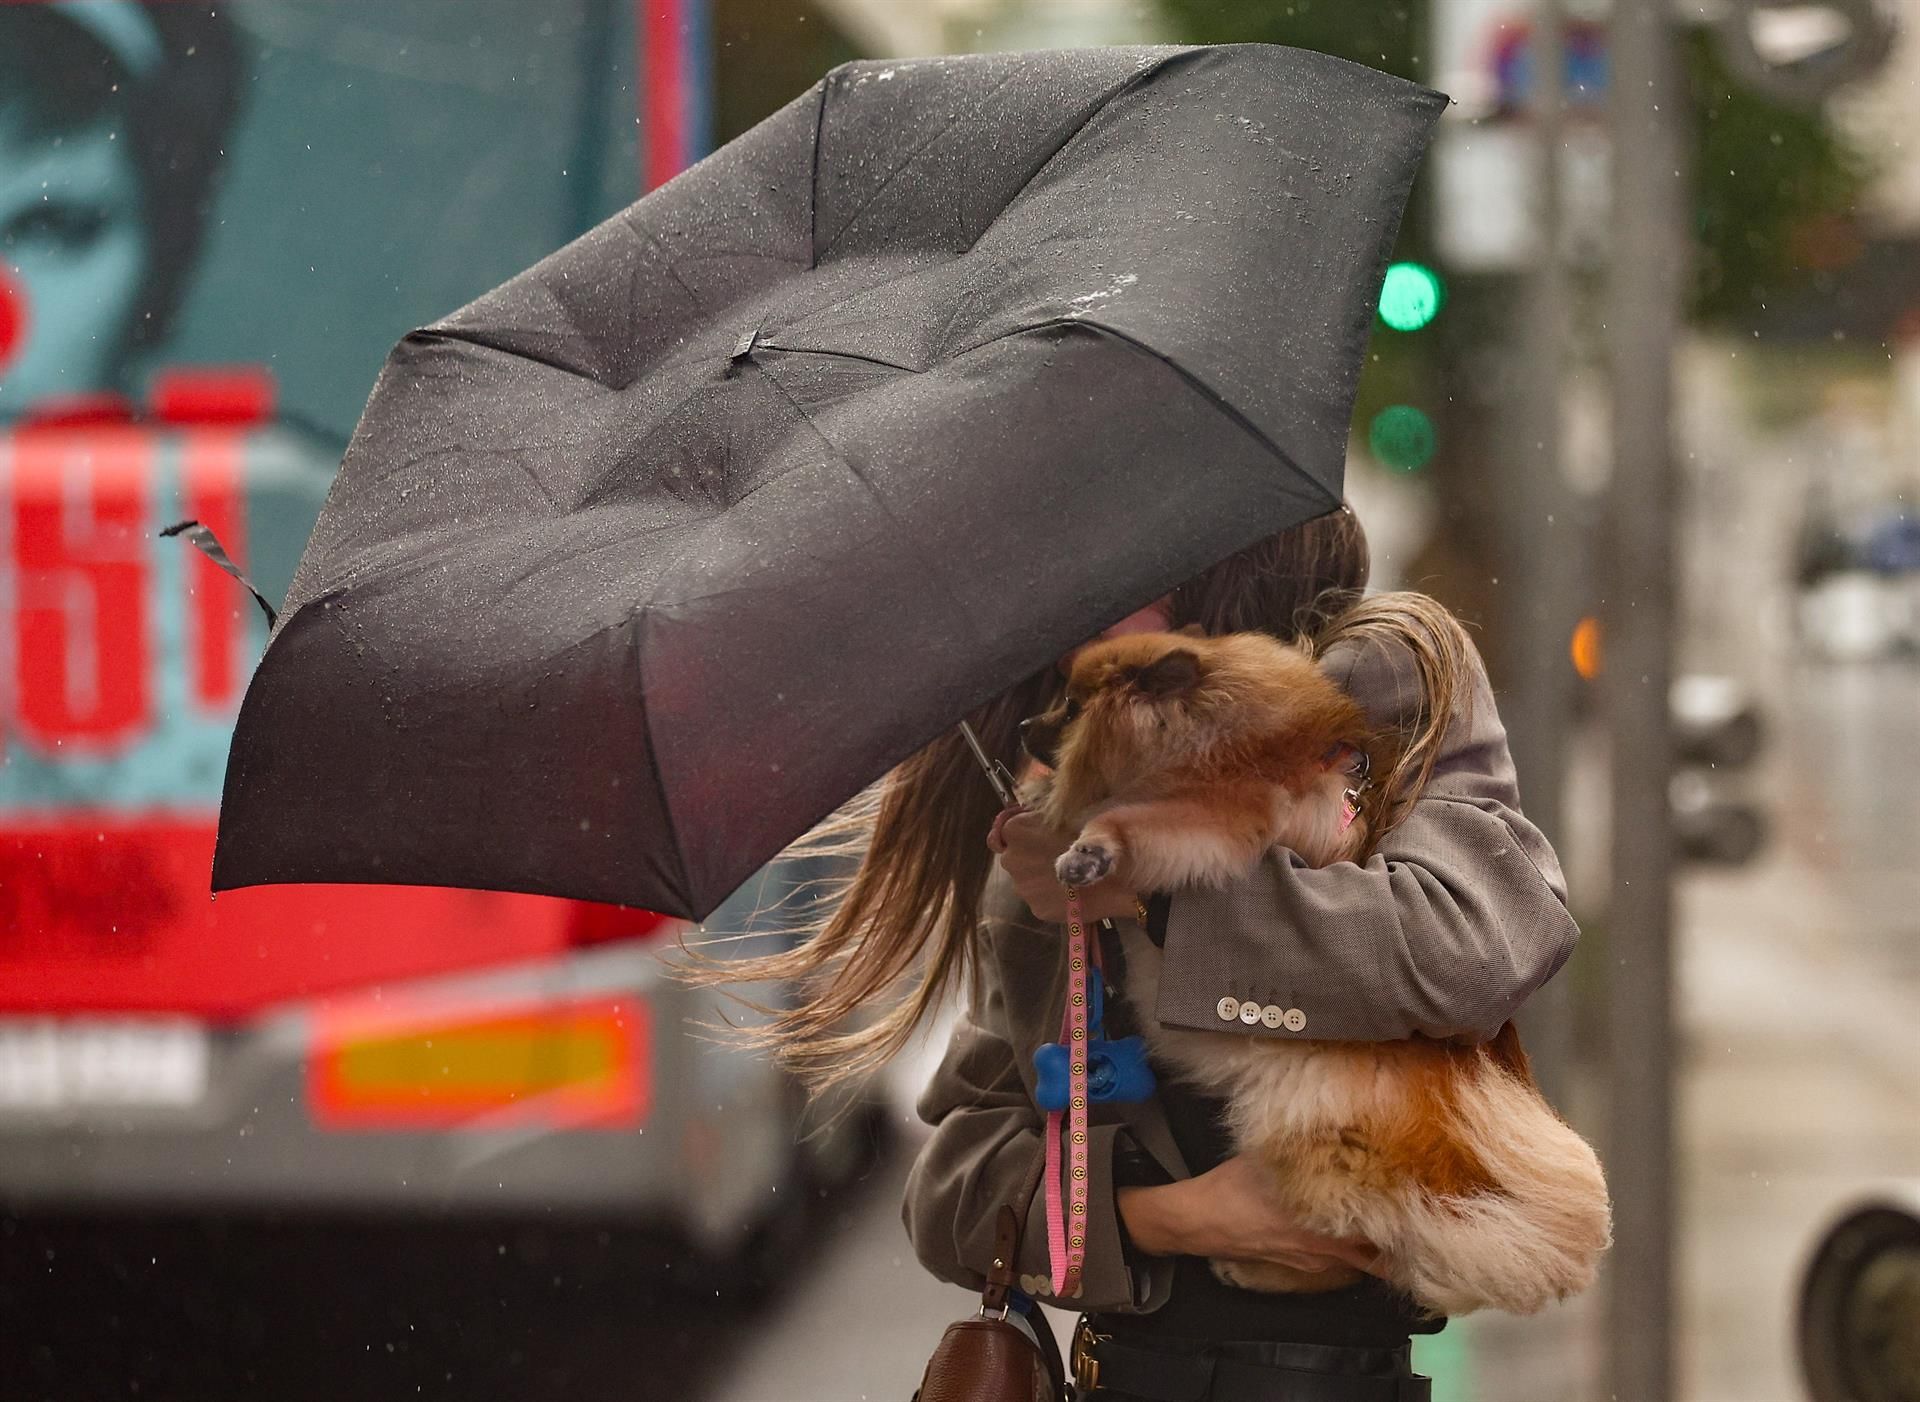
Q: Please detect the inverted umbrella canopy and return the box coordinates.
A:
[214,45,1446,920]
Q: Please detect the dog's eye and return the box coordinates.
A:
[1064,698,1082,722]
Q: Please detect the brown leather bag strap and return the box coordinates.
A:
[980,1139,1050,1314]
[980,1206,1020,1313]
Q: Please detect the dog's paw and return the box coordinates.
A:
[1055,841,1116,889]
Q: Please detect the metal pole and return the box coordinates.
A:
[1605,0,1684,1397]
[1506,0,1575,1111]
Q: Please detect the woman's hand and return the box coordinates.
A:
[987,808,1141,925]
[1116,1155,1381,1277]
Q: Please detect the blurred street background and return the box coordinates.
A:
[5,1,1920,1400]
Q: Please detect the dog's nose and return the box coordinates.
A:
[1018,714,1056,767]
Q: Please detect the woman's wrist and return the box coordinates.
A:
[1116,1178,1208,1258]
[1121,1158,1379,1277]
[1076,881,1144,925]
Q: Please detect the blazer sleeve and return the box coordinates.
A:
[1153,634,1578,1044]
[901,909,1174,1315]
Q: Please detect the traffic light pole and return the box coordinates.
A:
[1605,0,1684,1397]
[1505,0,1576,1112]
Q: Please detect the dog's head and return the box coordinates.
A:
[1022,628,1353,809]
[1019,632,1198,771]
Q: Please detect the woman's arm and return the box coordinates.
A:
[1118,1159,1380,1275]
[995,634,1577,1041]
[903,912,1382,1301]
[1152,634,1577,1043]
[901,913,1173,1314]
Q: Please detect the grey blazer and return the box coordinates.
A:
[900,634,1579,1315]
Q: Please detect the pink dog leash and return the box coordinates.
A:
[1044,886,1097,1297]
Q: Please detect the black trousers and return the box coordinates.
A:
[1071,1318,1429,1402]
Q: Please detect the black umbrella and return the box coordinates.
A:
[214,44,1445,920]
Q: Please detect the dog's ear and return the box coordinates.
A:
[1134,648,1202,698]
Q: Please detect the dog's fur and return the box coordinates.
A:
[1023,627,1611,1317]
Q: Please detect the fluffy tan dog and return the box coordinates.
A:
[1023,618,1611,1317]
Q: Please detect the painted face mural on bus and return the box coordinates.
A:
[0,3,251,834]
[0,0,650,959]
[0,2,242,417]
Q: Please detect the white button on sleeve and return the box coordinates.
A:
[1216,996,1241,1023]
[1281,1008,1307,1032]
[1259,1004,1285,1029]
[1238,1001,1262,1025]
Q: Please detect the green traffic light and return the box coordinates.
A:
[1378,262,1444,332]
[1369,405,1436,472]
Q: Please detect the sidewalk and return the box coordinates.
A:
[711,1137,980,1402]
[1674,841,1920,1402]
[1466,783,1920,1401]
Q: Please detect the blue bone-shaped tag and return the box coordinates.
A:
[1034,978,1156,1110]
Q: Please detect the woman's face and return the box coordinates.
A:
[0,116,149,416]
[1056,596,1173,676]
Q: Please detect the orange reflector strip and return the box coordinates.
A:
[307,995,648,1131]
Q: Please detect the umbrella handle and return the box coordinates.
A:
[957,720,1020,808]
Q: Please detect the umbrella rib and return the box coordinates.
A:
[963,52,1187,254]
[757,344,917,375]
[746,253,944,343]
[624,214,718,319]
[807,75,829,269]
[426,219,727,395]
[752,362,925,560]
[925,294,974,369]
[745,359,990,654]
[418,326,602,385]
[630,608,693,915]
[961,315,1338,514]
[813,66,1025,263]
[781,57,1192,354]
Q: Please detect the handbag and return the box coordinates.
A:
[912,1160,1070,1402]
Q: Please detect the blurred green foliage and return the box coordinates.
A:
[1157,1,1873,327]
[712,0,859,143]
[1686,28,1872,324]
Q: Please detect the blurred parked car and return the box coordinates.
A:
[1800,1185,1920,1402]
[1794,495,1920,661]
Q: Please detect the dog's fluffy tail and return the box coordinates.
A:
[1308,592,1478,843]
[1392,1059,1614,1317]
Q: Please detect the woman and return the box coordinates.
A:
[711,504,1577,1400]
